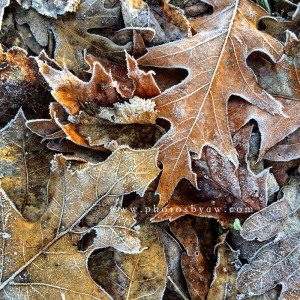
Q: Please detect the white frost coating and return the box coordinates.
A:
[84,207,143,254]
[97,97,157,124]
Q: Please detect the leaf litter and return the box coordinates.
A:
[0,0,299,299]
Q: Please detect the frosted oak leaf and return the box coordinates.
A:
[138,0,285,208]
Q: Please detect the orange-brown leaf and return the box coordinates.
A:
[38,59,119,116]
[152,124,268,226]
[138,0,284,208]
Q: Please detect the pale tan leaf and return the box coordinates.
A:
[0,145,159,295]
[87,208,142,254]
[17,0,80,18]
[236,175,300,297]
[0,109,53,221]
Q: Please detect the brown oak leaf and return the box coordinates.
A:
[137,0,285,208]
[247,31,300,101]
[169,216,214,299]
[236,174,300,298]
[84,51,161,99]
[228,96,300,159]
[34,54,164,151]
[152,124,268,227]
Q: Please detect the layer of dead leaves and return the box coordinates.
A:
[0,0,299,299]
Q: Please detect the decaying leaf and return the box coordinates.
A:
[170,216,213,299]
[88,213,168,300]
[0,47,50,126]
[138,0,285,208]
[121,0,191,44]
[0,109,53,221]
[37,51,161,116]
[47,139,109,163]
[83,207,142,254]
[258,16,300,42]
[264,129,300,162]
[207,232,241,299]
[14,0,131,74]
[247,31,300,101]
[17,0,81,18]
[37,58,119,116]
[236,175,300,298]
[64,109,163,151]
[156,225,189,299]
[229,96,300,159]
[152,124,268,227]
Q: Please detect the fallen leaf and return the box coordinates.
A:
[26,102,67,140]
[37,59,119,116]
[37,51,161,115]
[17,0,80,18]
[236,174,300,297]
[0,109,53,221]
[156,225,189,299]
[264,129,300,162]
[33,55,164,150]
[59,109,164,151]
[258,16,300,42]
[33,54,165,150]
[83,207,142,254]
[170,216,213,299]
[14,0,131,74]
[88,215,167,300]
[138,0,284,208]
[0,190,109,299]
[228,96,300,159]
[0,144,160,295]
[0,47,50,126]
[247,31,300,101]
[84,51,161,99]
[47,139,109,163]
[121,0,191,44]
[207,232,242,300]
[152,124,268,227]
